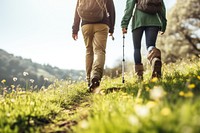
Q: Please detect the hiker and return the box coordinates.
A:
[121,0,167,80]
[72,0,115,92]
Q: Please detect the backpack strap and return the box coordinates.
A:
[96,0,109,17]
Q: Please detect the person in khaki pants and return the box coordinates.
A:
[72,0,115,92]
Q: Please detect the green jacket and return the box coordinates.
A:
[121,0,167,32]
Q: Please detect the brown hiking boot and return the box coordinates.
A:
[135,64,144,80]
[147,48,162,79]
[151,58,162,79]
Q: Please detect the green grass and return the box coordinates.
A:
[1,58,200,133]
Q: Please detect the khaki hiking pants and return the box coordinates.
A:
[81,24,109,83]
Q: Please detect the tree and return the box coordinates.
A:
[158,0,200,63]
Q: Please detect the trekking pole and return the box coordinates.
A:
[122,34,125,83]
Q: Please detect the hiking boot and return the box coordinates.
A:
[135,64,144,80]
[151,58,162,79]
[89,77,100,92]
[147,48,162,79]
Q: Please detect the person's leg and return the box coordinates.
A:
[145,26,159,51]
[81,24,94,87]
[145,26,162,79]
[90,24,109,90]
[91,24,109,80]
[132,27,145,79]
[132,27,144,64]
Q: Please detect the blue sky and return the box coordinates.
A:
[0,0,176,70]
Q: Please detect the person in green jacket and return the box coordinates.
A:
[121,0,167,80]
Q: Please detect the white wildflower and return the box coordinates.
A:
[13,77,17,82]
[134,104,150,117]
[23,72,29,76]
[44,78,49,81]
[128,115,140,126]
[79,120,89,129]
[30,79,34,83]
[150,86,165,100]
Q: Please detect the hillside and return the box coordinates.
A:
[0,49,85,88]
[0,58,200,132]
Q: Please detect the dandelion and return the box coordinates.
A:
[6,113,11,117]
[3,87,7,96]
[145,87,150,91]
[29,120,34,125]
[134,104,150,117]
[184,91,194,98]
[44,78,48,81]
[0,99,5,104]
[23,72,29,76]
[30,79,34,83]
[128,115,139,126]
[135,98,143,104]
[79,120,89,129]
[30,101,35,106]
[1,79,6,84]
[150,86,165,100]
[13,77,17,82]
[197,76,200,80]
[160,107,171,116]
[11,85,15,89]
[179,91,185,96]
[151,77,158,82]
[188,84,195,89]
[10,99,15,103]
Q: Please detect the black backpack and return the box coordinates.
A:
[136,0,162,14]
[77,0,108,22]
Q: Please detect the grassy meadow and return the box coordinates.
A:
[0,58,200,133]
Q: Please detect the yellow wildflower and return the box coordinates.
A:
[145,87,150,91]
[30,102,35,106]
[6,113,11,117]
[1,79,6,84]
[184,91,194,98]
[10,99,15,103]
[188,84,195,89]
[197,76,200,80]
[151,77,158,82]
[11,85,15,89]
[135,98,143,104]
[161,107,171,116]
[179,91,185,96]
